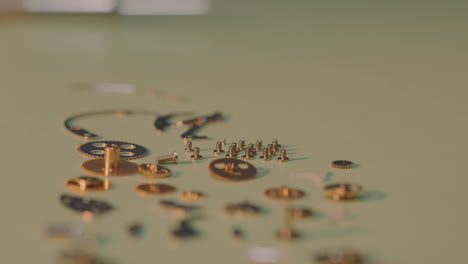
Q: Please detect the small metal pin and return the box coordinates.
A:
[242,147,255,160]
[104,144,120,175]
[230,143,238,153]
[277,149,289,162]
[272,139,282,150]
[238,140,246,151]
[255,141,263,152]
[213,142,225,155]
[156,152,178,164]
[267,144,276,156]
[248,143,256,156]
[185,141,194,152]
[191,147,203,160]
[260,148,271,161]
[226,146,238,158]
[221,138,227,146]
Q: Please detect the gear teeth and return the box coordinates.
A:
[331,160,354,169]
[77,140,147,160]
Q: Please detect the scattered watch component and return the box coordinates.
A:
[159,200,201,212]
[221,138,227,146]
[127,222,144,237]
[213,141,225,155]
[65,109,157,140]
[135,183,177,196]
[232,226,244,239]
[154,114,176,132]
[60,194,114,215]
[156,152,178,164]
[324,183,363,201]
[180,190,204,200]
[225,201,262,215]
[331,160,354,169]
[314,249,366,264]
[78,140,147,160]
[185,140,194,152]
[45,223,83,239]
[248,143,257,156]
[277,207,300,240]
[65,176,111,192]
[172,220,198,238]
[267,144,276,156]
[242,147,255,160]
[226,146,238,158]
[272,139,281,150]
[255,141,263,152]
[81,144,138,176]
[277,149,290,162]
[138,163,172,178]
[238,140,246,150]
[260,148,272,161]
[230,143,238,153]
[209,158,258,181]
[289,207,314,219]
[264,185,305,200]
[179,112,223,140]
[191,147,203,160]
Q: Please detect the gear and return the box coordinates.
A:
[78,140,147,160]
[331,160,354,169]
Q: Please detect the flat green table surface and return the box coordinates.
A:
[1,1,468,263]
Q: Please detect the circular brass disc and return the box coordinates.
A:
[135,183,176,196]
[81,159,138,176]
[331,160,354,169]
[180,191,204,200]
[264,185,305,200]
[209,158,257,181]
[65,176,111,192]
[78,140,147,160]
[138,164,171,178]
[324,183,363,201]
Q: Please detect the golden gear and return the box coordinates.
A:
[78,140,147,160]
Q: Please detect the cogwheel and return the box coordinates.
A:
[77,140,147,160]
[331,160,354,169]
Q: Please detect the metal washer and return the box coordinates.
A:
[78,140,147,160]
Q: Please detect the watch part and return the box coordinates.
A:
[135,183,177,195]
[65,176,111,192]
[209,158,257,181]
[81,144,138,176]
[180,191,204,200]
[190,147,203,160]
[277,149,290,162]
[331,160,354,169]
[156,152,178,164]
[60,194,113,215]
[264,185,305,200]
[225,201,262,215]
[138,164,171,178]
[78,140,147,160]
[324,183,363,201]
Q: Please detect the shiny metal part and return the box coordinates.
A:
[135,183,177,195]
[209,158,257,181]
[156,152,178,164]
[264,185,305,200]
[78,140,147,160]
[65,109,157,140]
[213,142,225,155]
[190,147,203,160]
[225,201,261,215]
[277,149,290,162]
[255,141,263,152]
[81,144,138,176]
[272,139,282,150]
[185,141,194,152]
[331,160,354,169]
[225,146,238,159]
[314,249,366,264]
[238,140,246,150]
[180,191,204,200]
[260,148,272,161]
[324,183,363,201]
[267,144,276,156]
[60,194,113,215]
[242,147,255,160]
[138,164,171,178]
[221,138,227,146]
[65,176,111,192]
[248,143,256,156]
